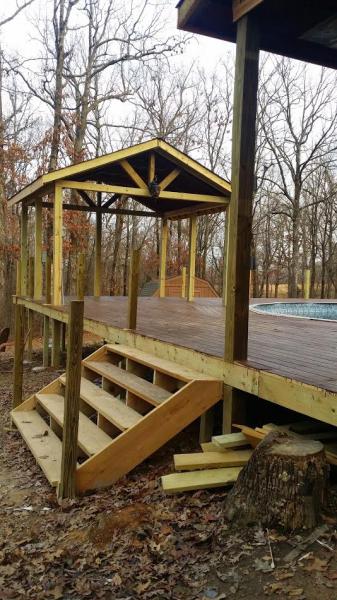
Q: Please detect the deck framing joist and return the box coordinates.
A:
[17,297,337,428]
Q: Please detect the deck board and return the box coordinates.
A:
[35,297,337,393]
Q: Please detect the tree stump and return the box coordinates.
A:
[224,431,329,530]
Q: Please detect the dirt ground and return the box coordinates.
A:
[1,345,337,599]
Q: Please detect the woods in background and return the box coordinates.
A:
[0,0,337,328]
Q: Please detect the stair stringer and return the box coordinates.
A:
[76,378,222,493]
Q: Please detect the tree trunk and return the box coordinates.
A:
[224,432,329,530]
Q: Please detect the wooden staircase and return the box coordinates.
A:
[11,343,222,493]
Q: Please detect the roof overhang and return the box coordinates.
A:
[177,0,337,70]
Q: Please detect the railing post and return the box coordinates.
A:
[127,248,141,330]
[304,269,311,300]
[58,299,84,499]
[27,256,34,361]
[181,266,186,299]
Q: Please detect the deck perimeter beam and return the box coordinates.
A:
[224,15,259,362]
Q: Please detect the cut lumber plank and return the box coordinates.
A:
[212,432,248,450]
[59,375,142,430]
[233,424,265,448]
[84,360,171,406]
[201,442,223,453]
[174,450,252,470]
[105,344,211,382]
[36,393,112,456]
[11,410,62,486]
[161,467,242,494]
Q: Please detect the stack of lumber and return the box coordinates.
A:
[161,421,337,494]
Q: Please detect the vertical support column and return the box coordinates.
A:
[20,204,28,295]
[43,256,52,368]
[159,219,168,298]
[222,207,229,307]
[224,14,259,361]
[34,198,43,300]
[304,269,310,300]
[58,300,84,499]
[76,253,85,300]
[51,320,62,368]
[13,297,25,408]
[94,192,102,298]
[223,15,259,432]
[187,216,197,301]
[181,266,186,298]
[27,257,34,361]
[127,248,140,330]
[53,184,63,306]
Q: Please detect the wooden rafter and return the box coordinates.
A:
[148,153,155,183]
[120,159,147,189]
[159,168,180,191]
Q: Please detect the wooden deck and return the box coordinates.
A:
[49,296,337,394]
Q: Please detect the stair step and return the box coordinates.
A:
[84,361,171,406]
[59,375,142,430]
[105,344,207,381]
[11,410,62,486]
[161,466,242,494]
[36,393,112,456]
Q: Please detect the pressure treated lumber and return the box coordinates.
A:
[84,360,171,406]
[212,432,248,449]
[224,14,260,362]
[53,184,63,305]
[76,379,222,492]
[13,301,25,408]
[187,216,197,301]
[127,249,140,330]
[58,300,84,499]
[106,344,208,381]
[20,204,28,295]
[34,198,43,300]
[36,393,111,456]
[162,466,242,494]
[51,320,62,368]
[94,192,102,297]
[76,253,85,300]
[59,375,142,430]
[11,410,62,486]
[225,432,329,530]
[159,219,168,298]
[174,449,252,470]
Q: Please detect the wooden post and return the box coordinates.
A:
[34,198,43,300]
[43,256,52,368]
[16,260,21,296]
[53,184,63,305]
[20,204,28,295]
[224,14,259,362]
[304,269,310,300]
[187,216,197,301]
[94,192,102,297]
[222,207,229,307]
[181,266,187,298]
[51,320,62,368]
[13,298,25,408]
[58,300,84,499]
[127,248,140,330]
[159,219,168,298]
[76,253,85,300]
[27,257,34,361]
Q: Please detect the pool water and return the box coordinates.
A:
[250,302,337,321]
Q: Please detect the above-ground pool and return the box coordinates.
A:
[250,302,337,321]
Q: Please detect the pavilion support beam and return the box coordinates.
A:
[94,192,102,297]
[181,266,187,298]
[148,153,155,183]
[20,204,28,295]
[223,14,259,432]
[53,185,63,305]
[224,14,259,362]
[34,198,43,300]
[187,216,197,301]
[159,219,168,298]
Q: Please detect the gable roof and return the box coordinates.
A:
[8,138,231,219]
